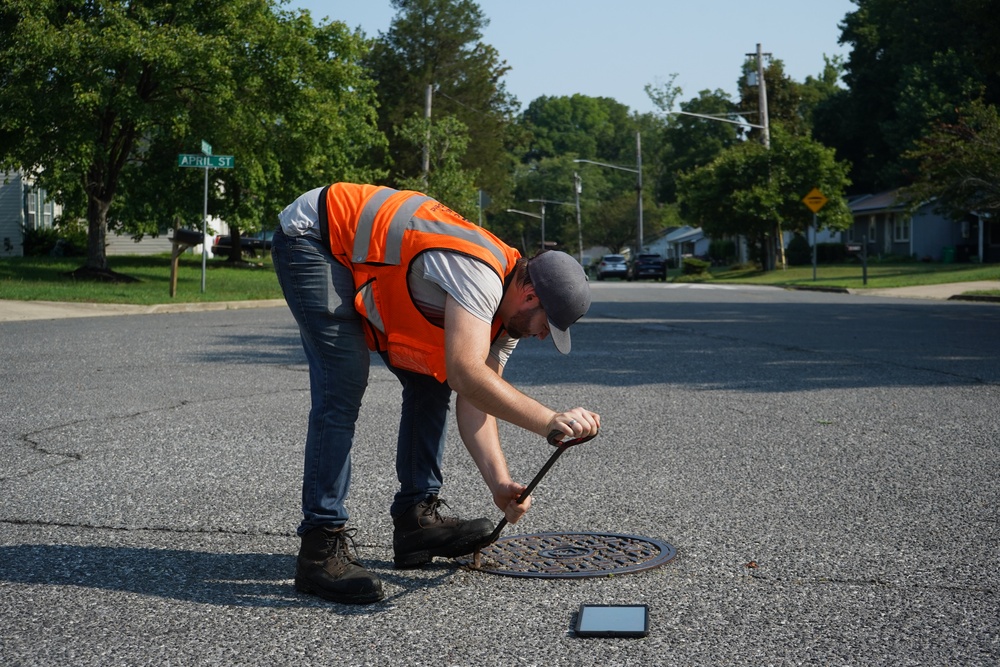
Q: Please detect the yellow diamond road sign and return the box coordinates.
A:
[803,188,828,213]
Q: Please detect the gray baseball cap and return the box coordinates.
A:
[527,250,591,354]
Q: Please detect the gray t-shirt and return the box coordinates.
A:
[277,189,517,367]
[410,250,517,368]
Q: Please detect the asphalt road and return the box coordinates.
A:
[1,282,998,666]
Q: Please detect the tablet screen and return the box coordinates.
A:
[575,605,649,638]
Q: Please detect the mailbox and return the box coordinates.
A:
[172,229,204,246]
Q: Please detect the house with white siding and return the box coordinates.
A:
[0,171,61,257]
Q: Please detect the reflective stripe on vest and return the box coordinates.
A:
[353,189,509,271]
[353,190,431,264]
[358,280,385,335]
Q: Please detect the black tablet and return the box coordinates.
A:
[574,604,649,638]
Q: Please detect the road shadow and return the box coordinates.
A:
[177,295,1000,391]
[0,544,456,613]
[507,298,1000,390]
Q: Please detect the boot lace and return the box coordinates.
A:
[420,496,461,526]
[324,527,361,565]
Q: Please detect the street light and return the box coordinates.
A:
[574,131,643,253]
[527,198,574,252]
[664,45,774,267]
[506,208,542,254]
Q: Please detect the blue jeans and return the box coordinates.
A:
[271,229,452,535]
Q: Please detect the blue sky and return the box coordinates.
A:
[287,0,857,115]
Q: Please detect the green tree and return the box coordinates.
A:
[519,95,635,164]
[677,125,852,268]
[505,93,668,255]
[396,114,479,218]
[0,0,383,275]
[796,55,846,131]
[500,157,579,255]
[815,0,996,193]
[364,0,517,201]
[739,57,808,140]
[122,9,386,262]
[902,100,1000,219]
[658,88,740,202]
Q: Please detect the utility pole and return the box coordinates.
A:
[636,131,643,253]
[422,84,432,188]
[747,43,783,269]
[574,172,584,265]
[752,43,770,149]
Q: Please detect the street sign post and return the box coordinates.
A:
[176,145,235,294]
[802,188,828,281]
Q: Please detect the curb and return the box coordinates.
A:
[785,285,850,294]
[948,294,1000,303]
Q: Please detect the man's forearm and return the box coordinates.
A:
[449,359,555,437]
[455,396,509,491]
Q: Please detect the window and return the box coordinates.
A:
[26,191,36,229]
[868,215,876,242]
[892,215,910,242]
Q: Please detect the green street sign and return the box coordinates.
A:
[201,140,212,156]
[177,154,234,168]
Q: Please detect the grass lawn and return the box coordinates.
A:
[2,254,999,305]
[697,261,1000,293]
[0,253,282,305]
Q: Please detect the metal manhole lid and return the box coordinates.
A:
[457,531,676,579]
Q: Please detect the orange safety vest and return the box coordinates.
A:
[318,183,522,381]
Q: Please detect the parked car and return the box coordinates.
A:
[596,254,628,280]
[211,230,274,257]
[627,253,668,281]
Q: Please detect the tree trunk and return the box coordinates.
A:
[85,194,110,271]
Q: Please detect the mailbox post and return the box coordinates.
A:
[169,228,205,297]
[845,240,868,286]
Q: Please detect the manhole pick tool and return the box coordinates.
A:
[473,429,598,568]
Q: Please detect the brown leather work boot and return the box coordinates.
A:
[392,496,493,568]
[295,525,384,604]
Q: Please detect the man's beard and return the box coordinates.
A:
[504,309,538,340]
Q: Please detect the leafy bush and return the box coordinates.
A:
[21,222,87,257]
[682,256,711,275]
[786,233,812,266]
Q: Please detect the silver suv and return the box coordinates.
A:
[596,254,628,280]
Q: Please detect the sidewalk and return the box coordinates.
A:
[851,280,1000,301]
[0,298,286,322]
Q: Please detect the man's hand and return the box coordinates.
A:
[493,480,531,524]
[548,408,601,442]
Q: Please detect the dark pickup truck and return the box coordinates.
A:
[211,230,274,257]
[627,253,668,281]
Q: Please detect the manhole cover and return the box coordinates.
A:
[457,532,676,579]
